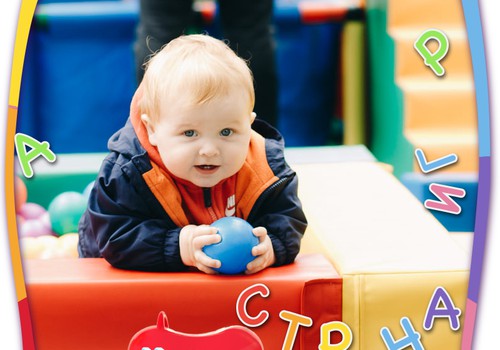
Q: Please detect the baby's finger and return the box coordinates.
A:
[194,226,219,237]
[252,242,266,257]
[196,263,218,275]
[252,227,267,238]
[193,232,221,249]
[194,250,221,269]
[245,256,265,275]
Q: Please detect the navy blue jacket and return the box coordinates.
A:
[78,117,307,271]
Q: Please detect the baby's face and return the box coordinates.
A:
[144,92,254,187]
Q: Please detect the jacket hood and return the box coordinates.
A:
[107,84,166,169]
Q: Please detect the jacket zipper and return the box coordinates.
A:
[203,187,218,222]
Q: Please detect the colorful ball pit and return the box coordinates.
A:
[18,202,47,220]
[20,219,53,238]
[20,233,79,260]
[17,202,55,238]
[15,180,88,259]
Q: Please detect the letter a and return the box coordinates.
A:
[423,286,461,331]
[14,133,56,178]
[380,317,424,350]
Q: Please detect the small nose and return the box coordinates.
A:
[199,141,219,157]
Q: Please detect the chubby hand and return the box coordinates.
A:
[179,224,221,274]
[245,226,276,274]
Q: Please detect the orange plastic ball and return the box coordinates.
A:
[14,176,27,213]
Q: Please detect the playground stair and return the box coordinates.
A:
[387,0,478,172]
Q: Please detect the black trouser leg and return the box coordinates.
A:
[219,0,278,126]
[134,0,194,83]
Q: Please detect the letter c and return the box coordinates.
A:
[236,283,270,327]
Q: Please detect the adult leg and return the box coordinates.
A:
[218,0,278,127]
[134,0,194,84]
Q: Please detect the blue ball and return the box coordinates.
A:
[203,217,259,274]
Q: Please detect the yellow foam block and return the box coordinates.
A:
[296,162,469,274]
[449,232,474,258]
[343,272,468,350]
[299,226,331,257]
[295,162,470,350]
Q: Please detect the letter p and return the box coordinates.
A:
[414,29,449,76]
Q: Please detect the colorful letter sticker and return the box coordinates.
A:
[380,317,424,350]
[414,29,450,76]
[14,133,56,178]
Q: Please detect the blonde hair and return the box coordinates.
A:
[140,34,255,121]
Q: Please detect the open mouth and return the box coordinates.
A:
[196,165,217,170]
[195,165,220,174]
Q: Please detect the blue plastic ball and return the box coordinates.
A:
[203,217,259,274]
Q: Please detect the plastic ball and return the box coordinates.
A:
[203,217,259,274]
[14,176,27,213]
[83,181,95,200]
[37,235,60,259]
[18,202,46,220]
[20,234,59,259]
[48,191,87,236]
[20,219,54,238]
[20,233,80,260]
[20,237,45,259]
[39,211,52,230]
[57,233,79,258]
[16,214,25,228]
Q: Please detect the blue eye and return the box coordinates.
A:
[184,130,196,137]
[220,128,233,137]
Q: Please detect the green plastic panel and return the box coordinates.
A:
[366,0,413,177]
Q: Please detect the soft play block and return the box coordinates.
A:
[22,1,138,153]
[275,8,343,146]
[401,172,478,232]
[341,20,367,145]
[401,79,476,131]
[295,162,470,350]
[25,254,341,350]
[388,0,464,31]
[285,144,376,165]
[343,271,468,350]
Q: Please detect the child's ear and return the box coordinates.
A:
[250,112,256,124]
[141,113,158,146]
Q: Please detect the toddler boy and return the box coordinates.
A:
[78,34,307,274]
